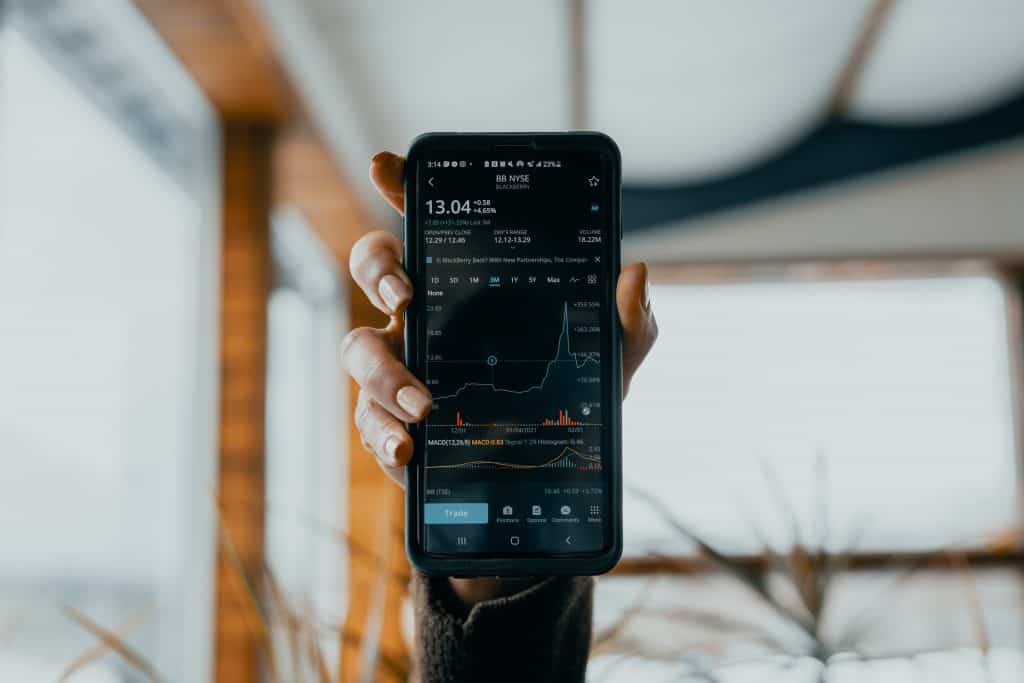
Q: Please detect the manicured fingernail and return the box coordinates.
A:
[383,435,402,464]
[379,274,411,311]
[396,385,431,418]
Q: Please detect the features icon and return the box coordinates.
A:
[587,176,600,187]
[456,536,468,546]
[531,505,542,516]
[588,505,600,517]
[587,274,598,285]
[509,536,521,546]
[560,505,572,516]
[502,505,514,516]
[443,160,450,167]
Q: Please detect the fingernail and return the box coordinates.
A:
[383,435,402,464]
[379,274,411,311]
[641,277,651,311]
[397,385,431,418]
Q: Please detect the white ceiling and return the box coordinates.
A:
[852,0,1024,123]
[265,0,1024,195]
[588,0,876,182]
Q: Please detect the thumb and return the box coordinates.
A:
[617,262,658,397]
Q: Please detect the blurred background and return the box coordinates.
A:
[1,0,1023,681]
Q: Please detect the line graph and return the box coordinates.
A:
[424,446,602,471]
[429,302,597,402]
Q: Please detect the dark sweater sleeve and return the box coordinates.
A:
[410,574,594,683]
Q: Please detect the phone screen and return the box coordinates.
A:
[411,145,617,557]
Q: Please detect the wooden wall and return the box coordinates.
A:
[213,124,274,683]
[135,3,413,681]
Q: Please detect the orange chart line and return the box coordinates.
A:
[425,446,601,471]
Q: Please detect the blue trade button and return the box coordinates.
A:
[424,503,488,525]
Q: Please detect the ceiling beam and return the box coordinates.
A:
[624,139,1024,265]
[133,0,296,120]
[828,0,896,116]
[135,0,387,222]
[254,0,395,227]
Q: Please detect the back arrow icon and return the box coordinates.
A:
[428,177,435,188]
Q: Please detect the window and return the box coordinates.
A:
[591,272,1023,673]
[0,4,219,680]
[623,275,1018,557]
[264,209,347,674]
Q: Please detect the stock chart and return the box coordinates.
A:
[415,149,613,554]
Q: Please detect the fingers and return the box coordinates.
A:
[340,325,433,423]
[351,152,415,489]
[354,152,411,314]
[355,391,414,468]
[370,151,405,214]
[349,230,413,315]
[617,262,658,396]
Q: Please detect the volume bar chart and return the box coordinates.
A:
[446,409,597,428]
[543,409,581,426]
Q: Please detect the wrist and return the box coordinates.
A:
[448,576,542,606]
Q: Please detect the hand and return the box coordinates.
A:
[342,152,658,600]
[345,151,658,483]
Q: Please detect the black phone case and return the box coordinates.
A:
[403,132,623,577]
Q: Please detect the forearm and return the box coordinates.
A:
[411,574,594,683]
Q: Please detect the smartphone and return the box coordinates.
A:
[403,132,622,576]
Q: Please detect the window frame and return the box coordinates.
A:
[264,207,348,669]
[613,257,1024,576]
